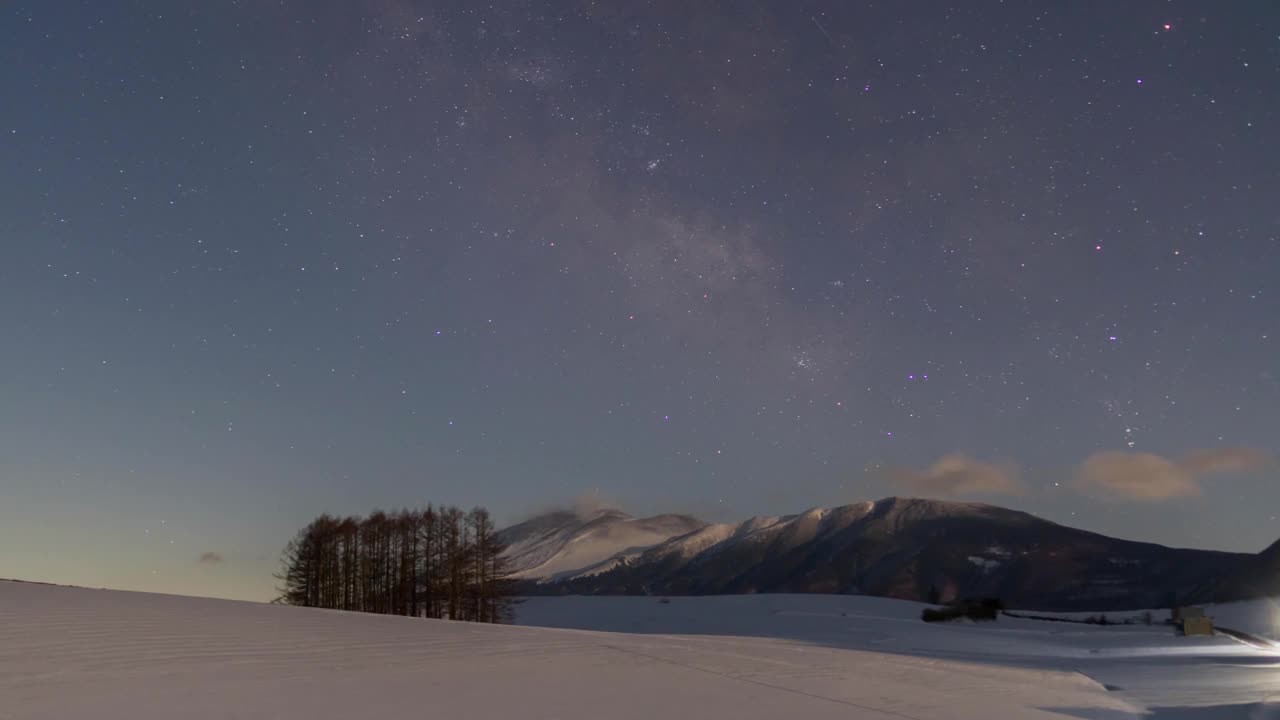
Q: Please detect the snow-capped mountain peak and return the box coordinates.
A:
[498,507,706,581]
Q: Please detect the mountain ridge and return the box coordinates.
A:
[503,496,1256,611]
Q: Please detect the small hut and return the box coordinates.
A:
[1172,606,1213,636]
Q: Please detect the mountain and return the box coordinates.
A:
[523,497,1251,611]
[1186,536,1280,604]
[498,508,706,581]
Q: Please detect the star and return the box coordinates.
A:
[6,0,1276,604]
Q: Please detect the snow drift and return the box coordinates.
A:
[0,579,1149,719]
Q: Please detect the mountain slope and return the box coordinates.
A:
[538,497,1250,610]
[1186,536,1280,604]
[498,508,705,580]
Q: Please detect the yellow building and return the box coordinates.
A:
[1173,607,1214,636]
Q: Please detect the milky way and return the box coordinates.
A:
[1,1,1276,600]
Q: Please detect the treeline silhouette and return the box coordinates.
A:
[276,505,517,623]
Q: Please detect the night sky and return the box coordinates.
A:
[2,2,1277,602]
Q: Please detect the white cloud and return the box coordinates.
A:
[1075,448,1271,502]
[890,454,1022,497]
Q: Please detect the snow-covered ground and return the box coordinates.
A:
[517,595,1280,718]
[4,579,1280,719]
[1000,598,1280,647]
[1199,598,1280,643]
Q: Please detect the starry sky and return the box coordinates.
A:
[1,1,1277,602]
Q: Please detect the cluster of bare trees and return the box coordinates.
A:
[276,505,516,623]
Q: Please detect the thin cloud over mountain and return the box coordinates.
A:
[889,454,1022,497]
